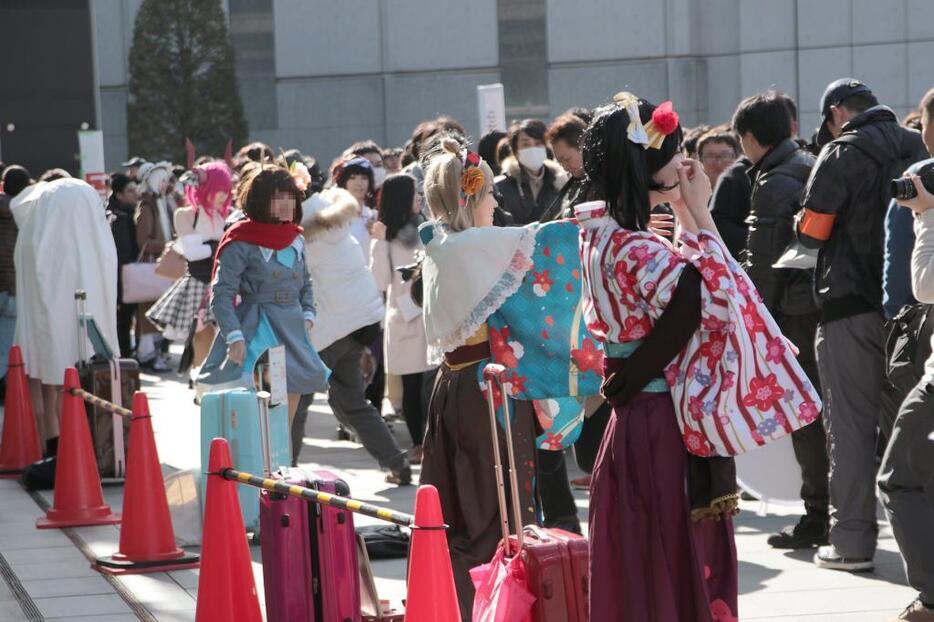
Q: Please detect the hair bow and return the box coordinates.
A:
[612,92,680,150]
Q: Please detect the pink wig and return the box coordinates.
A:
[186,161,233,217]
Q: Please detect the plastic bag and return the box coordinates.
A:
[470,546,535,622]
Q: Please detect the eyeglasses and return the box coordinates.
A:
[700,153,737,164]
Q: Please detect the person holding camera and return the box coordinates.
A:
[797,78,927,572]
[878,87,934,622]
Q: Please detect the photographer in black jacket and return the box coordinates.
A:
[733,91,829,550]
[797,79,928,572]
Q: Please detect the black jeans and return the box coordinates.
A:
[537,404,612,533]
[401,372,426,446]
[780,312,830,521]
[878,381,934,603]
[537,448,580,532]
[116,302,137,358]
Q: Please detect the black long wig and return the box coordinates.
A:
[581,97,683,231]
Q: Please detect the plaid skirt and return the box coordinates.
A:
[146,274,215,341]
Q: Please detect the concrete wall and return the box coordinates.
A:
[93,0,934,170]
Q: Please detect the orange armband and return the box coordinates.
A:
[798,209,836,241]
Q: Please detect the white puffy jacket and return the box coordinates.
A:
[302,188,385,351]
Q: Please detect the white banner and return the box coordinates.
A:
[78,130,107,200]
[477,83,507,137]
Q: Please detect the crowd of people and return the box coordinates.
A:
[2,74,934,621]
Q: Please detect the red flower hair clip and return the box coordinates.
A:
[643,100,680,150]
[651,101,680,136]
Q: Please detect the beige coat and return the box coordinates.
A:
[135,193,173,258]
[370,235,432,375]
[134,193,173,334]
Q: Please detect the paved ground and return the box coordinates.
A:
[0,356,919,621]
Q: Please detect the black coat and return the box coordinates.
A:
[744,139,817,316]
[494,157,568,225]
[107,196,139,266]
[710,157,753,260]
[799,107,928,321]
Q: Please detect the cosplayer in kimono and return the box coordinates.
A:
[418,138,539,617]
[199,164,329,422]
[577,93,821,621]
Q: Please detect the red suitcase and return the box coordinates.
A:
[483,364,589,622]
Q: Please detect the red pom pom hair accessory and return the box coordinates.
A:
[644,100,680,150]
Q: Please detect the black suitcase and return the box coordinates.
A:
[75,291,139,480]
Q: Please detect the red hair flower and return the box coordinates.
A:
[652,101,680,136]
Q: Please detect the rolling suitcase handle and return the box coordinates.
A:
[483,363,525,556]
[75,290,89,369]
[256,362,275,477]
[76,290,126,478]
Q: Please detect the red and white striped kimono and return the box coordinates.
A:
[576,201,822,457]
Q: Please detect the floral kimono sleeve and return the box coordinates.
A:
[607,230,731,339]
[663,230,822,457]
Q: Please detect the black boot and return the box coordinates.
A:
[767,514,829,549]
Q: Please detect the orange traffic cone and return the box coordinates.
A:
[94,392,199,574]
[195,438,263,622]
[0,346,42,478]
[36,368,120,529]
[405,485,461,622]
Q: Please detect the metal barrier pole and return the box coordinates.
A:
[220,468,428,529]
[68,388,134,418]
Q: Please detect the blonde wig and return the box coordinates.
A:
[423,138,494,232]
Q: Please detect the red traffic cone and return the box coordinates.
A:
[94,392,199,574]
[0,346,42,478]
[195,438,263,622]
[36,368,120,529]
[405,485,461,622]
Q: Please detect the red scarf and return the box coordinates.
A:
[211,219,304,280]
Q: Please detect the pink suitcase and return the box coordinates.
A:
[260,467,315,622]
[507,527,588,622]
[484,364,590,622]
[257,391,361,622]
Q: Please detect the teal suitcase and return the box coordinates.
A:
[200,388,291,532]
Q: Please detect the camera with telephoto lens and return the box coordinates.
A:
[891,159,934,201]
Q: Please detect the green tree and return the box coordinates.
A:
[127,0,247,163]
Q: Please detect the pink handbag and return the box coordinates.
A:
[121,248,175,303]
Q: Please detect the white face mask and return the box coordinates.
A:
[372,166,387,189]
[518,146,547,172]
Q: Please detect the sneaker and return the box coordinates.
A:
[150,355,170,372]
[385,465,412,486]
[813,545,874,572]
[889,599,934,621]
[570,476,591,490]
[767,515,828,549]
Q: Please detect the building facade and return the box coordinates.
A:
[6,0,934,172]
